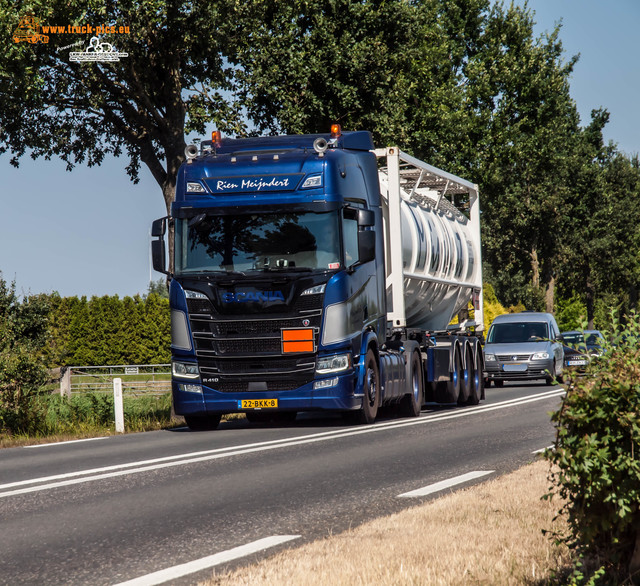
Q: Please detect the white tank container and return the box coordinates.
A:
[378,151,483,332]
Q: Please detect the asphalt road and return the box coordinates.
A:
[0,382,564,585]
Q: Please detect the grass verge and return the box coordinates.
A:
[206,459,570,585]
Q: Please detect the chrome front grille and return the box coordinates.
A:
[497,354,531,361]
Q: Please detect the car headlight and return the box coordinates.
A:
[172,361,200,379]
[484,353,496,362]
[532,352,550,360]
[316,353,352,374]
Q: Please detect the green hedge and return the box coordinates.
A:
[46,292,171,366]
[546,312,640,584]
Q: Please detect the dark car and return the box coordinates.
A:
[560,330,606,372]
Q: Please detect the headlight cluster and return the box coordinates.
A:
[316,353,351,374]
[532,352,550,360]
[484,353,496,362]
[172,361,200,379]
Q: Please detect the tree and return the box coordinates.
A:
[1,0,248,268]
[557,110,640,326]
[0,274,50,433]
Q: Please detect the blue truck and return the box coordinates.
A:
[151,126,485,430]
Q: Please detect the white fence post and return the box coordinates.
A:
[113,378,125,433]
[60,367,71,398]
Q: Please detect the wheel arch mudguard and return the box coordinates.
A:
[356,330,380,392]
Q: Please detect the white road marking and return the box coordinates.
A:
[0,389,564,498]
[112,535,300,586]
[23,437,109,448]
[532,445,554,454]
[397,470,494,498]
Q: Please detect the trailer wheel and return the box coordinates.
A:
[184,414,221,431]
[436,347,461,403]
[399,351,423,417]
[458,346,473,405]
[359,349,380,424]
[467,347,483,405]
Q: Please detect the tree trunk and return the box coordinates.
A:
[585,278,595,329]
[629,517,640,584]
[545,274,555,314]
[531,246,540,290]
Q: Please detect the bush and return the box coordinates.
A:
[0,276,50,434]
[545,311,640,584]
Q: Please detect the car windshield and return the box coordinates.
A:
[585,332,603,347]
[487,322,549,344]
[175,210,341,274]
[562,333,584,346]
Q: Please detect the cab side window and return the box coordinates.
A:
[342,214,359,266]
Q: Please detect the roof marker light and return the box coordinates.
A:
[211,130,222,147]
[330,124,342,138]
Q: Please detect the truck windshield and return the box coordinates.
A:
[175,211,342,274]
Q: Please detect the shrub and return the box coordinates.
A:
[0,276,50,434]
[545,311,640,584]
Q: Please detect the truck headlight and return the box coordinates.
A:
[484,353,496,362]
[172,361,200,379]
[316,353,352,374]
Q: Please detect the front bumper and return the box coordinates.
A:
[172,371,360,416]
[484,358,555,382]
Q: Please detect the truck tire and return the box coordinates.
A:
[399,351,423,417]
[466,347,483,405]
[437,347,461,403]
[359,349,380,424]
[184,413,221,431]
[458,345,473,405]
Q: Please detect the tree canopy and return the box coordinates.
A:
[1,0,639,321]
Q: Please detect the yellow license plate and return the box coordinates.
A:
[239,399,278,409]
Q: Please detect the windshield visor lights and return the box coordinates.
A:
[186,182,206,193]
[301,175,322,189]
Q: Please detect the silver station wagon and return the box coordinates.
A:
[484,312,564,387]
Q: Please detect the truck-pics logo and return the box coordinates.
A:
[12,15,49,44]
[69,37,128,62]
[222,291,285,303]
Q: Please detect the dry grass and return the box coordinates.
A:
[206,460,569,585]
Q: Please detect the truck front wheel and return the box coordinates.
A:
[359,349,380,424]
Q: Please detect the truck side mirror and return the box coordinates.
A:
[151,217,166,237]
[151,217,170,275]
[358,230,376,264]
[152,240,167,274]
[357,209,375,227]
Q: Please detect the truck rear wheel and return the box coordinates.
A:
[184,414,221,431]
[458,346,473,405]
[436,347,461,403]
[359,349,380,424]
[467,347,483,405]
[399,351,423,417]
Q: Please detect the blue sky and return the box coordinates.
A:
[2,0,638,298]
